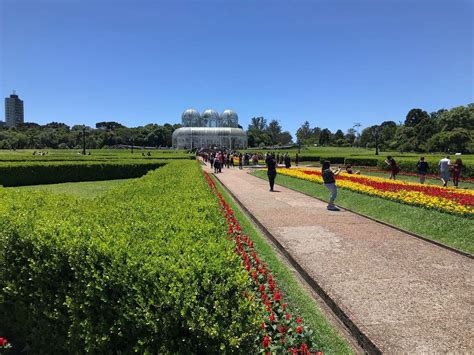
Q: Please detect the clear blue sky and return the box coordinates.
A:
[1,0,472,137]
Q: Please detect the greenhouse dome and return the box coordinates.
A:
[172,127,248,150]
[181,109,201,127]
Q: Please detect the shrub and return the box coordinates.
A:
[319,157,345,164]
[297,155,321,162]
[0,161,261,352]
[344,158,378,166]
[0,161,167,186]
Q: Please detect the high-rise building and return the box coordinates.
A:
[5,91,24,127]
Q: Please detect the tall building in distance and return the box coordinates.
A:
[4,91,24,127]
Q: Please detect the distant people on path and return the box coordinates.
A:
[438,155,451,187]
[452,158,463,188]
[266,153,277,192]
[416,157,429,184]
[252,154,259,166]
[284,153,291,168]
[384,156,399,180]
[322,160,341,211]
[238,154,243,169]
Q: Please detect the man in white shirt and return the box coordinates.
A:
[438,156,451,187]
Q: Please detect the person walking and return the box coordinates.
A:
[322,160,341,211]
[385,156,399,180]
[416,157,429,184]
[266,153,277,192]
[238,153,243,169]
[452,158,463,188]
[438,155,451,187]
[284,153,291,168]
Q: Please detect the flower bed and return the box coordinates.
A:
[277,168,474,217]
[204,172,323,354]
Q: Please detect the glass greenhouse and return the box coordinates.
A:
[173,109,248,149]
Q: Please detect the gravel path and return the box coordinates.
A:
[211,166,473,354]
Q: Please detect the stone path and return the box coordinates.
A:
[210,166,473,354]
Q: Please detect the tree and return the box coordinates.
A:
[96,121,125,130]
[248,117,267,131]
[319,129,331,146]
[334,129,345,146]
[404,108,429,127]
[438,106,474,131]
[278,131,293,145]
[296,121,311,144]
[266,120,283,145]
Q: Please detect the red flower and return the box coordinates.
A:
[273,291,281,302]
[282,303,287,310]
[0,337,7,346]
[278,324,286,334]
[285,313,292,320]
[259,284,265,292]
[288,348,299,355]
[262,335,270,348]
[296,325,303,334]
[261,321,266,329]
[269,312,276,323]
[300,343,309,353]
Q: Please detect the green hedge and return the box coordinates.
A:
[297,155,321,162]
[319,156,346,164]
[0,161,260,352]
[0,161,167,186]
[344,158,378,166]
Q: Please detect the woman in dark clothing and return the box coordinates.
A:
[452,158,463,188]
[284,154,291,168]
[385,156,399,180]
[266,154,277,192]
[416,157,429,184]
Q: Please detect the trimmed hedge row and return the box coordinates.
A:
[0,161,261,352]
[0,161,167,186]
[344,158,379,166]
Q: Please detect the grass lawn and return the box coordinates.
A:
[8,178,137,199]
[252,170,474,255]
[211,175,354,355]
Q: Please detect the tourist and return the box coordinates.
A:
[210,153,215,168]
[452,158,463,188]
[345,164,360,175]
[322,161,341,211]
[252,154,258,166]
[438,155,451,187]
[284,153,291,168]
[384,156,399,180]
[238,153,243,169]
[266,153,277,192]
[416,157,429,184]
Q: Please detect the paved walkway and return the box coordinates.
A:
[210,166,473,354]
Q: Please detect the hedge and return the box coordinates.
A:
[319,157,345,164]
[0,161,167,186]
[344,158,378,166]
[296,156,321,162]
[0,161,261,352]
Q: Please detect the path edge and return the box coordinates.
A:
[252,171,473,259]
[213,173,383,355]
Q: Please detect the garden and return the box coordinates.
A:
[0,155,350,353]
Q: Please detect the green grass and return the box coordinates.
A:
[211,175,354,354]
[252,170,474,254]
[8,178,137,199]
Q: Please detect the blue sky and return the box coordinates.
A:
[1,0,472,137]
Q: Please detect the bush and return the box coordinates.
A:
[0,161,261,352]
[0,161,167,186]
[297,155,320,162]
[319,157,345,164]
[344,158,378,166]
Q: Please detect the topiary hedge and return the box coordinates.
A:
[344,158,378,166]
[0,161,261,353]
[0,161,167,186]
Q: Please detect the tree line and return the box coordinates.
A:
[0,122,182,149]
[0,104,472,152]
[293,104,473,153]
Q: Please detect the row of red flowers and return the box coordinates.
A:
[361,168,474,183]
[302,170,474,207]
[203,171,323,354]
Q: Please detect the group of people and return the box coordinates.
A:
[385,155,464,187]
